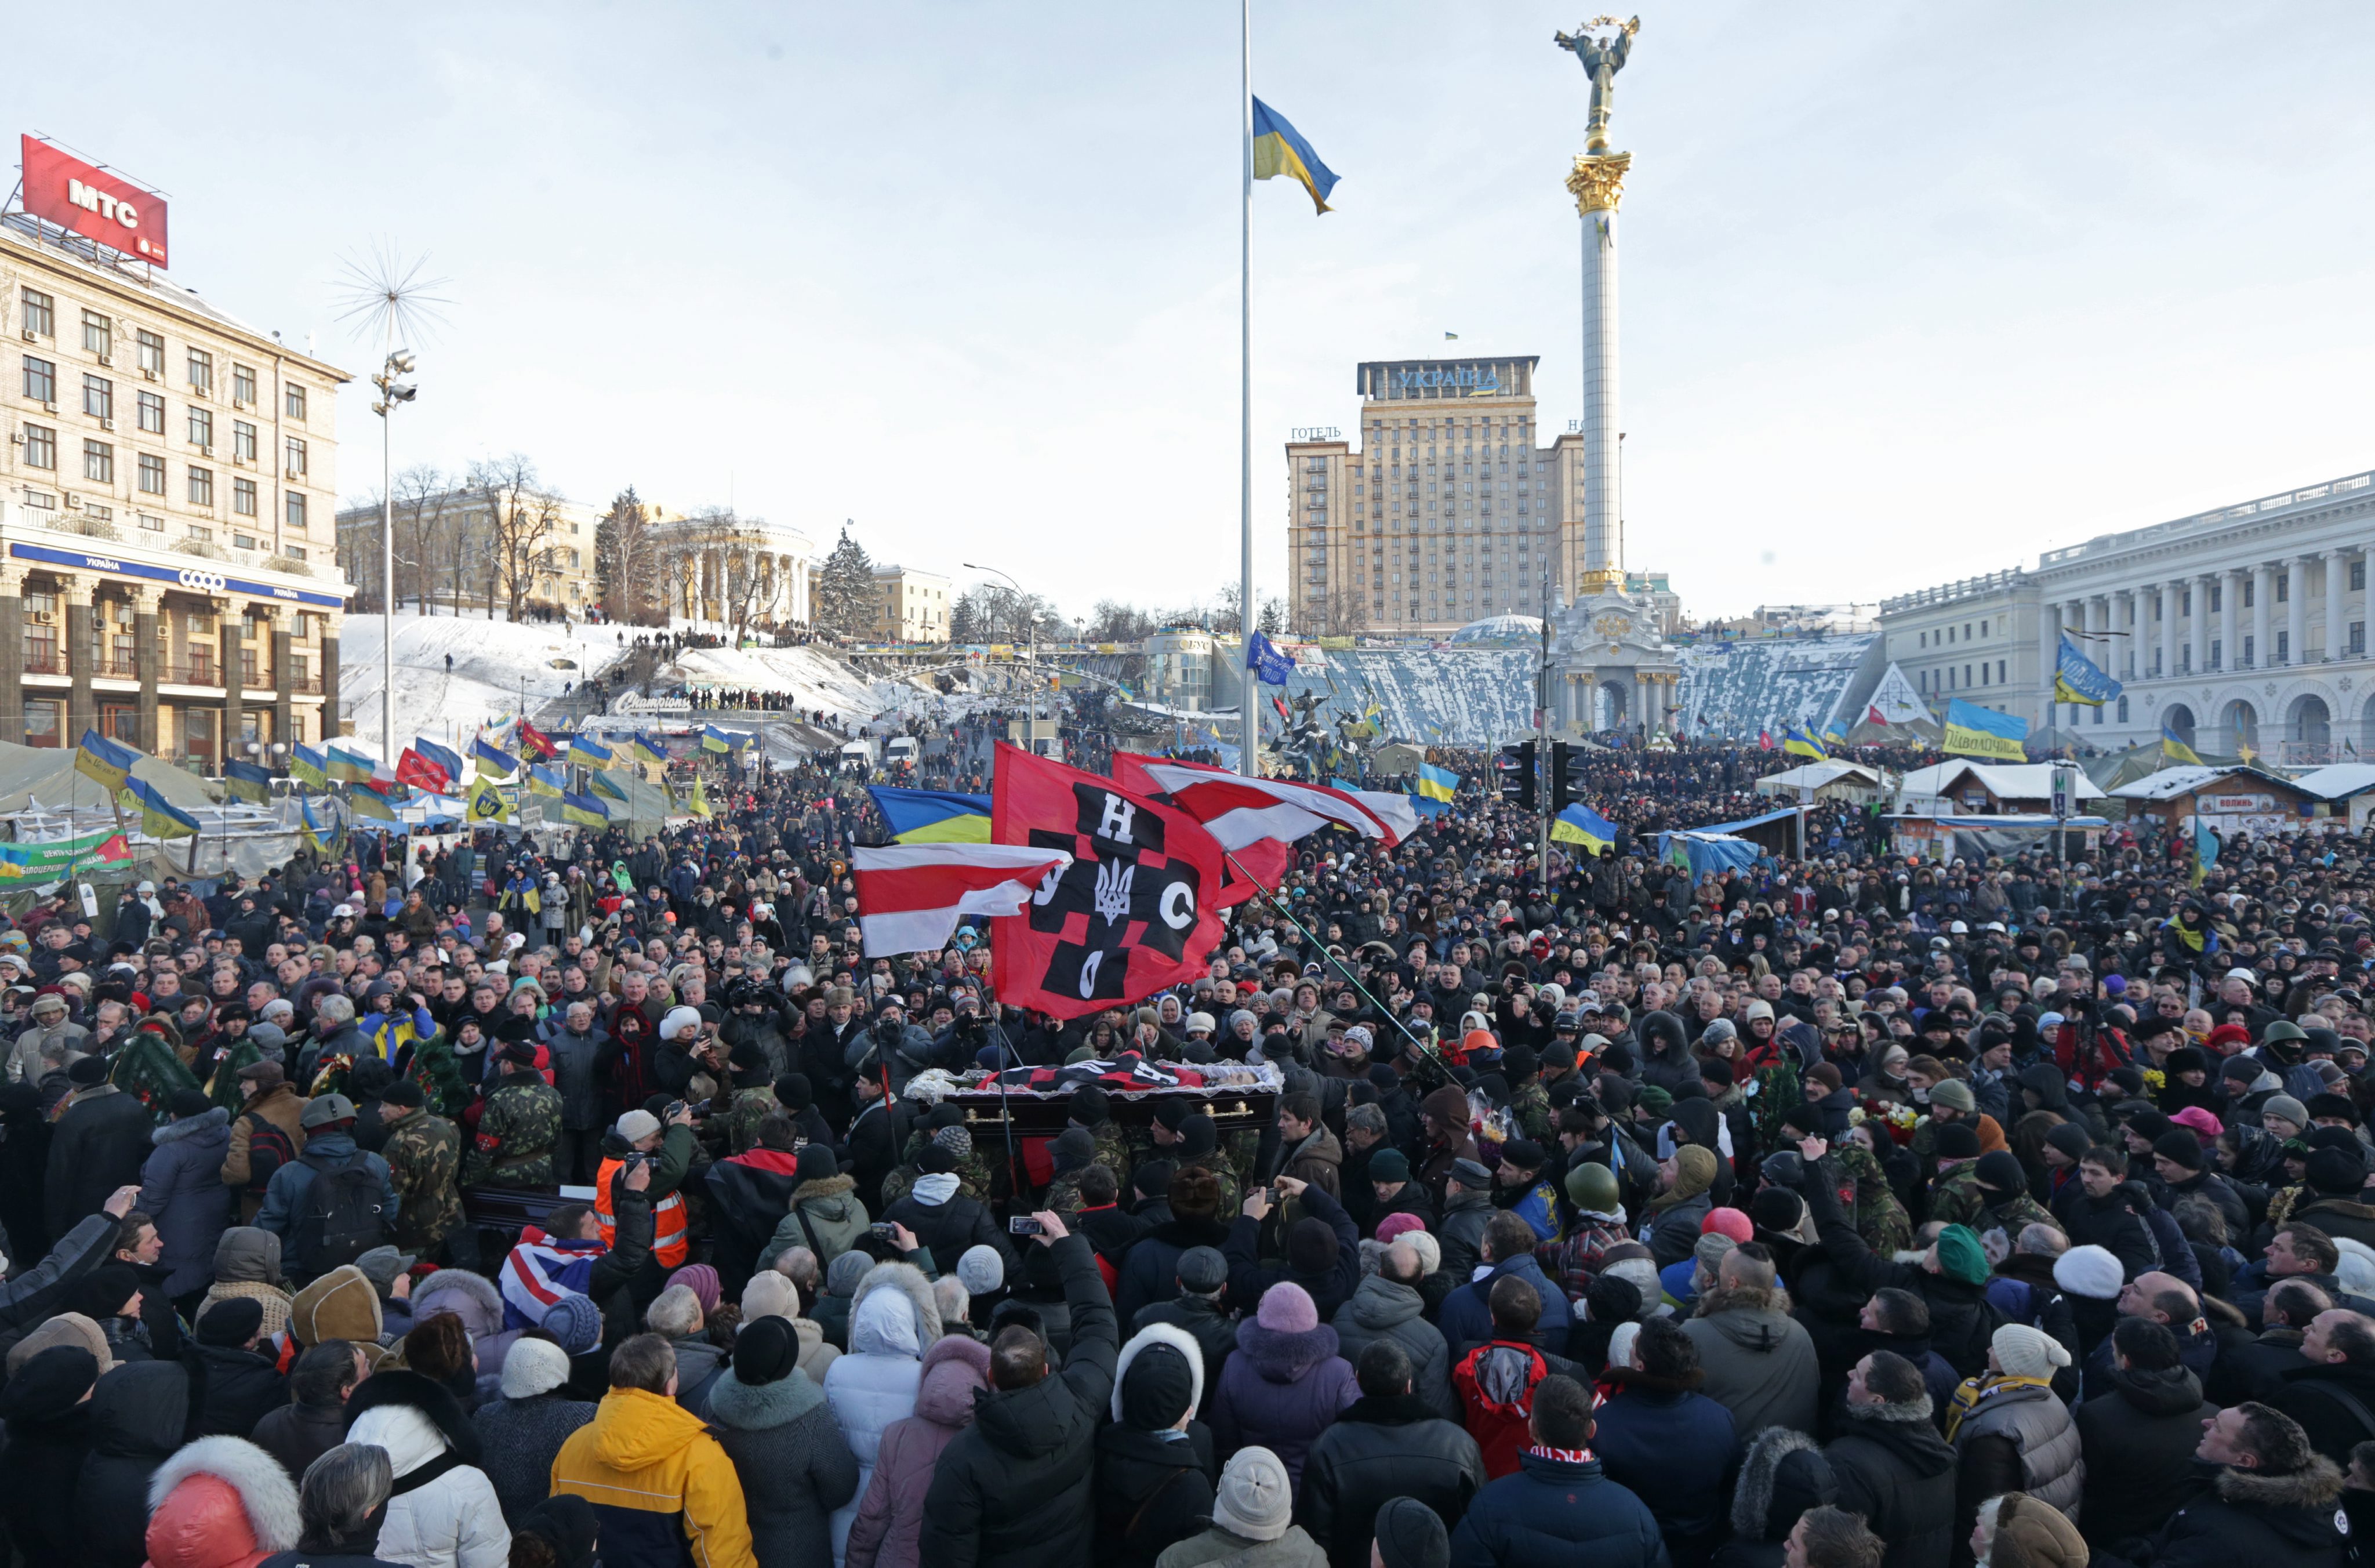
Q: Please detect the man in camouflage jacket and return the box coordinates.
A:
[380,1080,463,1257]
[462,1043,565,1187]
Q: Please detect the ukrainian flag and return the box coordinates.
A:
[75,730,139,792]
[525,764,566,798]
[630,734,668,765]
[299,795,332,852]
[471,738,518,779]
[1550,803,1617,855]
[589,771,629,804]
[1783,724,1826,760]
[415,737,464,783]
[124,776,200,840]
[347,782,398,822]
[2162,724,2203,767]
[1252,97,1339,214]
[867,786,992,844]
[702,725,732,754]
[290,745,331,789]
[687,777,714,819]
[223,760,273,805]
[327,746,374,784]
[569,735,613,768]
[561,790,608,828]
[1417,763,1459,803]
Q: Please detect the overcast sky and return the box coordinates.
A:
[19,2,2375,622]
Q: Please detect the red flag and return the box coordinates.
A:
[1215,837,1292,910]
[1759,729,1775,751]
[395,747,449,794]
[990,743,1226,1019]
[517,720,557,761]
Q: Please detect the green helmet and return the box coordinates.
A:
[2262,1019,2308,1044]
[1566,1160,1619,1214]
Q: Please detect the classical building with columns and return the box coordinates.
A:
[1,205,352,763]
[1879,466,2375,762]
[651,512,814,629]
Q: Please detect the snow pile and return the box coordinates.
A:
[338,612,634,752]
[663,645,903,721]
[1272,648,1538,747]
[1674,633,1883,740]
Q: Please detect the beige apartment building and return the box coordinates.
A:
[871,564,952,642]
[1285,355,1610,637]
[336,486,605,616]
[0,211,353,760]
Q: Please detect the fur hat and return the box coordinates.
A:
[500,1337,572,1399]
[541,1293,601,1355]
[2051,1244,2123,1300]
[1256,1281,1319,1334]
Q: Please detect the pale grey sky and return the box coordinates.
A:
[19,2,2375,620]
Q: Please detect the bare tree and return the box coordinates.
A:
[390,463,456,612]
[595,487,663,625]
[336,495,384,612]
[470,454,562,622]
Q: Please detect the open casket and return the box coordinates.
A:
[907,1057,1283,1142]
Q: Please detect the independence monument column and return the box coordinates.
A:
[1557,15,1637,594]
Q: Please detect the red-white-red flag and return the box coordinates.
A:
[852,843,1073,957]
[1112,753,1414,849]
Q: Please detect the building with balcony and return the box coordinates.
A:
[1878,467,2375,761]
[0,208,353,764]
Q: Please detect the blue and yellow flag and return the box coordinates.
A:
[2053,634,2122,707]
[1550,803,1617,855]
[589,771,629,804]
[415,737,464,784]
[223,759,273,805]
[568,735,613,768]
[561,790,608,827]
[327,745,374,784]
[1942,699,2029,762]
[1822,720,1850,746]
[75,729,138,792]
[1782,724,1826,760]
[867,786,992,844]
[631,733,668,765]
[124,776,200,840]
[525,764,566,798]
[290,745,331,790]
[1417,763,1459,803]
[702,725,731,754]
[687,776,713,819]
[1252,97,1339,214]
[347,782,398,822]
[471,738,518,779]
[299,795,332,853]
[2162,724,2203,767]
[465,777,511,826]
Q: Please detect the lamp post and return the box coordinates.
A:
[964,562,1041,752]
[371,350,417,770]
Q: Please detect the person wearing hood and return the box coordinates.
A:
[140,1433,304,1568]
[1716,1428,1839,1568]
[475,1336,596,1523]
[251,1340,370,1485]
[1117,1167,1239,1333]
[881,1142,1016,1277]
[1433,1159,1496,1286]
[1417,1085,1479,1211]
[1153,1446,1327,1568]
[844,1332,993,1568]
[1436,1212,1574,1364]
[549,1332,756,1568]
[78,1358,195,1568]
[48,1052,157,1242]
[2075,1316,2220,1549]
[1092,1323,1220,1568]
[1332,1236,1459,1422]
[345,1367,510,1568]
[0,1344,103,1568]
[1643,1145,1719,1269]
[1824,1350,1960,1568]
[141,1088,236,1311]
[1681,1242,1821,1442]
[823,1260,944,1560]
[1301,1338,1484,1568]
[255,1441,419,1568]
[185,1297,292,1438]
[2122,1402,2347,1568]
[918,1210,1122,1568]
[1212,1280,1357,1491]
[197,1226,298,1345]
[705,1315,860,1568]
[409,1268,514,1400]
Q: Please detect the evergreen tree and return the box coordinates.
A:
[594,486,661,624]
[814,523,877,637]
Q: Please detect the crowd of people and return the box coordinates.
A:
[5,720,2375,1568]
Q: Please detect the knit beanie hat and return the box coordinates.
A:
[195,1297,265,1347]
[2308,1145,2367,1196]
[1935,1123,1981,1160]
[615,1109,661,1144]
[73,1263,141,1321]
[1051,1126,1095,1174]
[1255,1282,1319,1335]
[1694,1232,1737,1275]
[667,1264,722,1316]
[1974,1150,2027,1194]
[1637,1085,1675,1119]
[2152,1130,2205,1173]
[2051,1244,2123,1300]
[1287,1218,1339,1277]
[1372,1498,1450,1568]
[1928,1078,1977,1114]
[1374,1213,1428,1248]
[1750,1188,1804,1234]
[1992,1322,2072,1380]
[541,1293,602,1355]
[2043,1123,2094,1163]
[1213,1447,1294,1541]
[1933,1225,1989,1285]
[732,1315,801,1385]
[826,1250,873,1298]
[934,1124,975,1160]
[500,1337,572,1399]
[740,1272,798,1323]
[1702,1207,1753,1243]
[957,1244,1005,1296]
[797,1144,839,1183]
[1117,1337,1197,1431]
[2263,1094,2311,1133]
[1368,1148,1412,1185]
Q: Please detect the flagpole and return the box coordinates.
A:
[1237,0,1257,779]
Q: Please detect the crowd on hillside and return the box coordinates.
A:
[6,729,2375,1568]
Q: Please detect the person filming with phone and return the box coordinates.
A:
[880,1139,1019,1280]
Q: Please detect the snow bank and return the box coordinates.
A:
[664,645,902,721]
[338,612,634,752]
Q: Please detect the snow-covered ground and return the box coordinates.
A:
[662,645,907,723]
[338,612,634,755]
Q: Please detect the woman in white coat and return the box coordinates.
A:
[344,1369,510,1568]
[822,1262,942,1566]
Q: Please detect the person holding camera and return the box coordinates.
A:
[595,1102,699,1275]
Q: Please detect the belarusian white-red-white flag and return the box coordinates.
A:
[853,842,1073,957]
[1112,753,1415,849]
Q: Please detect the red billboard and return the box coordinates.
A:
[20,136,168,267]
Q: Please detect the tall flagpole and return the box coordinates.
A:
[1237,0,1257,778]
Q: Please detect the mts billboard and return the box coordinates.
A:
[21,135,168,267]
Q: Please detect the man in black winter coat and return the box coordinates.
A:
[920,1211,1120,1568]
[45,1059,155,1243]
[1823,1351,1957,1568]
[2075,1319,2220,1550]
[2051,1150,2161,1281]
[1298,1340,1487,1568]
[2109,1403,2347,1568]
[1129,1244,1237,1416]
[1221,1176,1360,1323]
[0,1185,137,1365]
[881,1144,1019,1277]
[2264,1308,2375,1466]
[183,1297,290,1438]
[2209,1277,2325,1405]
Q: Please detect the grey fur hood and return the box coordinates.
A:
[1730,1425,1827,1538]
[411,1267,506,1340]
[154,1106,230,1145]
[848,1261,942,1357]
[707,1364,829,1429]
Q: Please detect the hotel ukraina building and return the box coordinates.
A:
[1880,466,2375,764]
[0,211,351,765]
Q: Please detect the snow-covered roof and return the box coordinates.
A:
[1754,761,1884,792]
[1898,760,2105,800]
[1448,614,1544,645]
[2109,765,2292,801]
[2291,763,2375,800]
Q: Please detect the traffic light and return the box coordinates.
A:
[1496,741,1537,809]
[1550,741,1582,811]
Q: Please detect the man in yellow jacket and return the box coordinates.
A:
[550,1331,756,1568]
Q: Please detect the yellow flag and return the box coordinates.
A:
[688,778,713,818]
[466,777,511,825]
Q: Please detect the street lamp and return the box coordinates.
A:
[372,350,417,769]
[964,562,1042,748]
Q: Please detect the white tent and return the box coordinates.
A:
[1753,761,1887,803]
[1897,760,2104,816]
